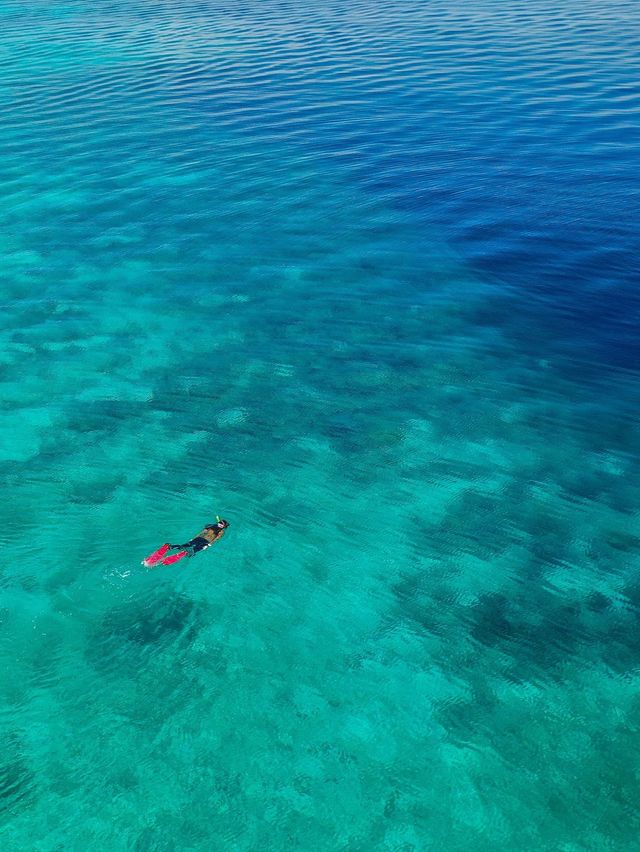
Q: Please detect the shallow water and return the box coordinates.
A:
[1,0,640,848]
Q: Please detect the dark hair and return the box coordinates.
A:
[218,519,230,528]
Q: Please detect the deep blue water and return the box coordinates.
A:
[1,0,640,848]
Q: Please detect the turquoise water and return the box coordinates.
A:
[2,0,640,848]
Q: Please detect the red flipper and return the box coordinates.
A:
[161,550,189,565]
[142,543,170,567]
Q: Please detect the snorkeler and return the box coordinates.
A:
[143,517,229,567]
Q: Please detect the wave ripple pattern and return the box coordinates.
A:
[1,0,639,849]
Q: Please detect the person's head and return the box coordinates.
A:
[216,518,229,529]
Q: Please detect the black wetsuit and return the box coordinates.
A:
[168,536,209,554]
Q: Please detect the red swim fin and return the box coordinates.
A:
[142,543,170,567]
[161,550,189,566]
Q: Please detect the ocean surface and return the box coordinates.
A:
[1,0,639,848]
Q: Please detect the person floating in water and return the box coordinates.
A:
[143,517,229,567]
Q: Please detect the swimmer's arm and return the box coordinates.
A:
[204,532,223,548]
[204,528,225,542]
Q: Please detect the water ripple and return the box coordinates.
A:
[2,0,640,848]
